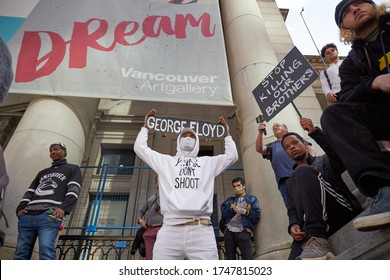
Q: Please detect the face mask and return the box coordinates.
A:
[234,185,245,196]
[180,137,196,152]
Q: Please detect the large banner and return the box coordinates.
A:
[8,0,233,106]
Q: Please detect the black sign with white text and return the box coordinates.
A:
[146,116,227,138]
[252,46,318,122]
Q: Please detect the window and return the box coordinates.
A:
[98,144,136,175]
[199,145,214,156]
[85,193,130,236]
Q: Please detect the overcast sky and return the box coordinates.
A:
[275,0,388,56]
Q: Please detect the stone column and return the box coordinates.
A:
[0,97,98,259]
[220,0,306,259]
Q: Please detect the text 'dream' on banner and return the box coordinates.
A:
[252,46,318,122]
[8,0,233,106]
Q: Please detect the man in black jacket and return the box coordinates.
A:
[321,0,390,232]
[282,118,362,260]
[14,142,82,260]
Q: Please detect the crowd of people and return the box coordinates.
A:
[1,0,389,261]
[253,0,390,260]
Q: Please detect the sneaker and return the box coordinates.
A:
[353,187,390,231]
[296,236,335,260]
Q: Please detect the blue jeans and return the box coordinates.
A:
[14,213,60,260]
[278,178,288,207]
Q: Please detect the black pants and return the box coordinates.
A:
[223,230,253,260]
[287,165,359,259]
[289,236,308,260]
[321,101,390,197]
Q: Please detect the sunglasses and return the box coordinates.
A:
[325,48,337,55]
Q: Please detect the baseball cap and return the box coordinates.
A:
[335,0,375,28]
[50,142,67,150]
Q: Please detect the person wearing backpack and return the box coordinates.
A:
[321,0,390,232]
[319,43,343,104]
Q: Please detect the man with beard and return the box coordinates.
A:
[14,143,82,259]
[281,122,362,260]
[256,122,315,207]
[321,0,390,231]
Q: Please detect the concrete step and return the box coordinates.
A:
[328,205,390,260]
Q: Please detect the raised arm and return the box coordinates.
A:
[255,123,268,155]
[143,108,156,128]
[300,117,345,172]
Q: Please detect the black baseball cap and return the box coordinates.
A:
[335,0,375,28]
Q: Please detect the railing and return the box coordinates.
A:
[56,235,138,260]
[56,235,251,260]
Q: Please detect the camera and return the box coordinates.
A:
[255,115,267,135]
[227,109,236,120]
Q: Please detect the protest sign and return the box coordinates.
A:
[252,46,318,122]
[146,116,227,138]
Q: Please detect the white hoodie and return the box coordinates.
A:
[134,127,238,225]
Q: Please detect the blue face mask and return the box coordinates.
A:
[180,137,196,152]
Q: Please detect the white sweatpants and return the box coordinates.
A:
[153,224,218,260]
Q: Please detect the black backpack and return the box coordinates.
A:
[349,47,372,80]
[130,227,146,257]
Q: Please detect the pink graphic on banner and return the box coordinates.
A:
[8,0,232,106]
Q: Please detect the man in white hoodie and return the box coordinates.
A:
[134,109,238,260]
